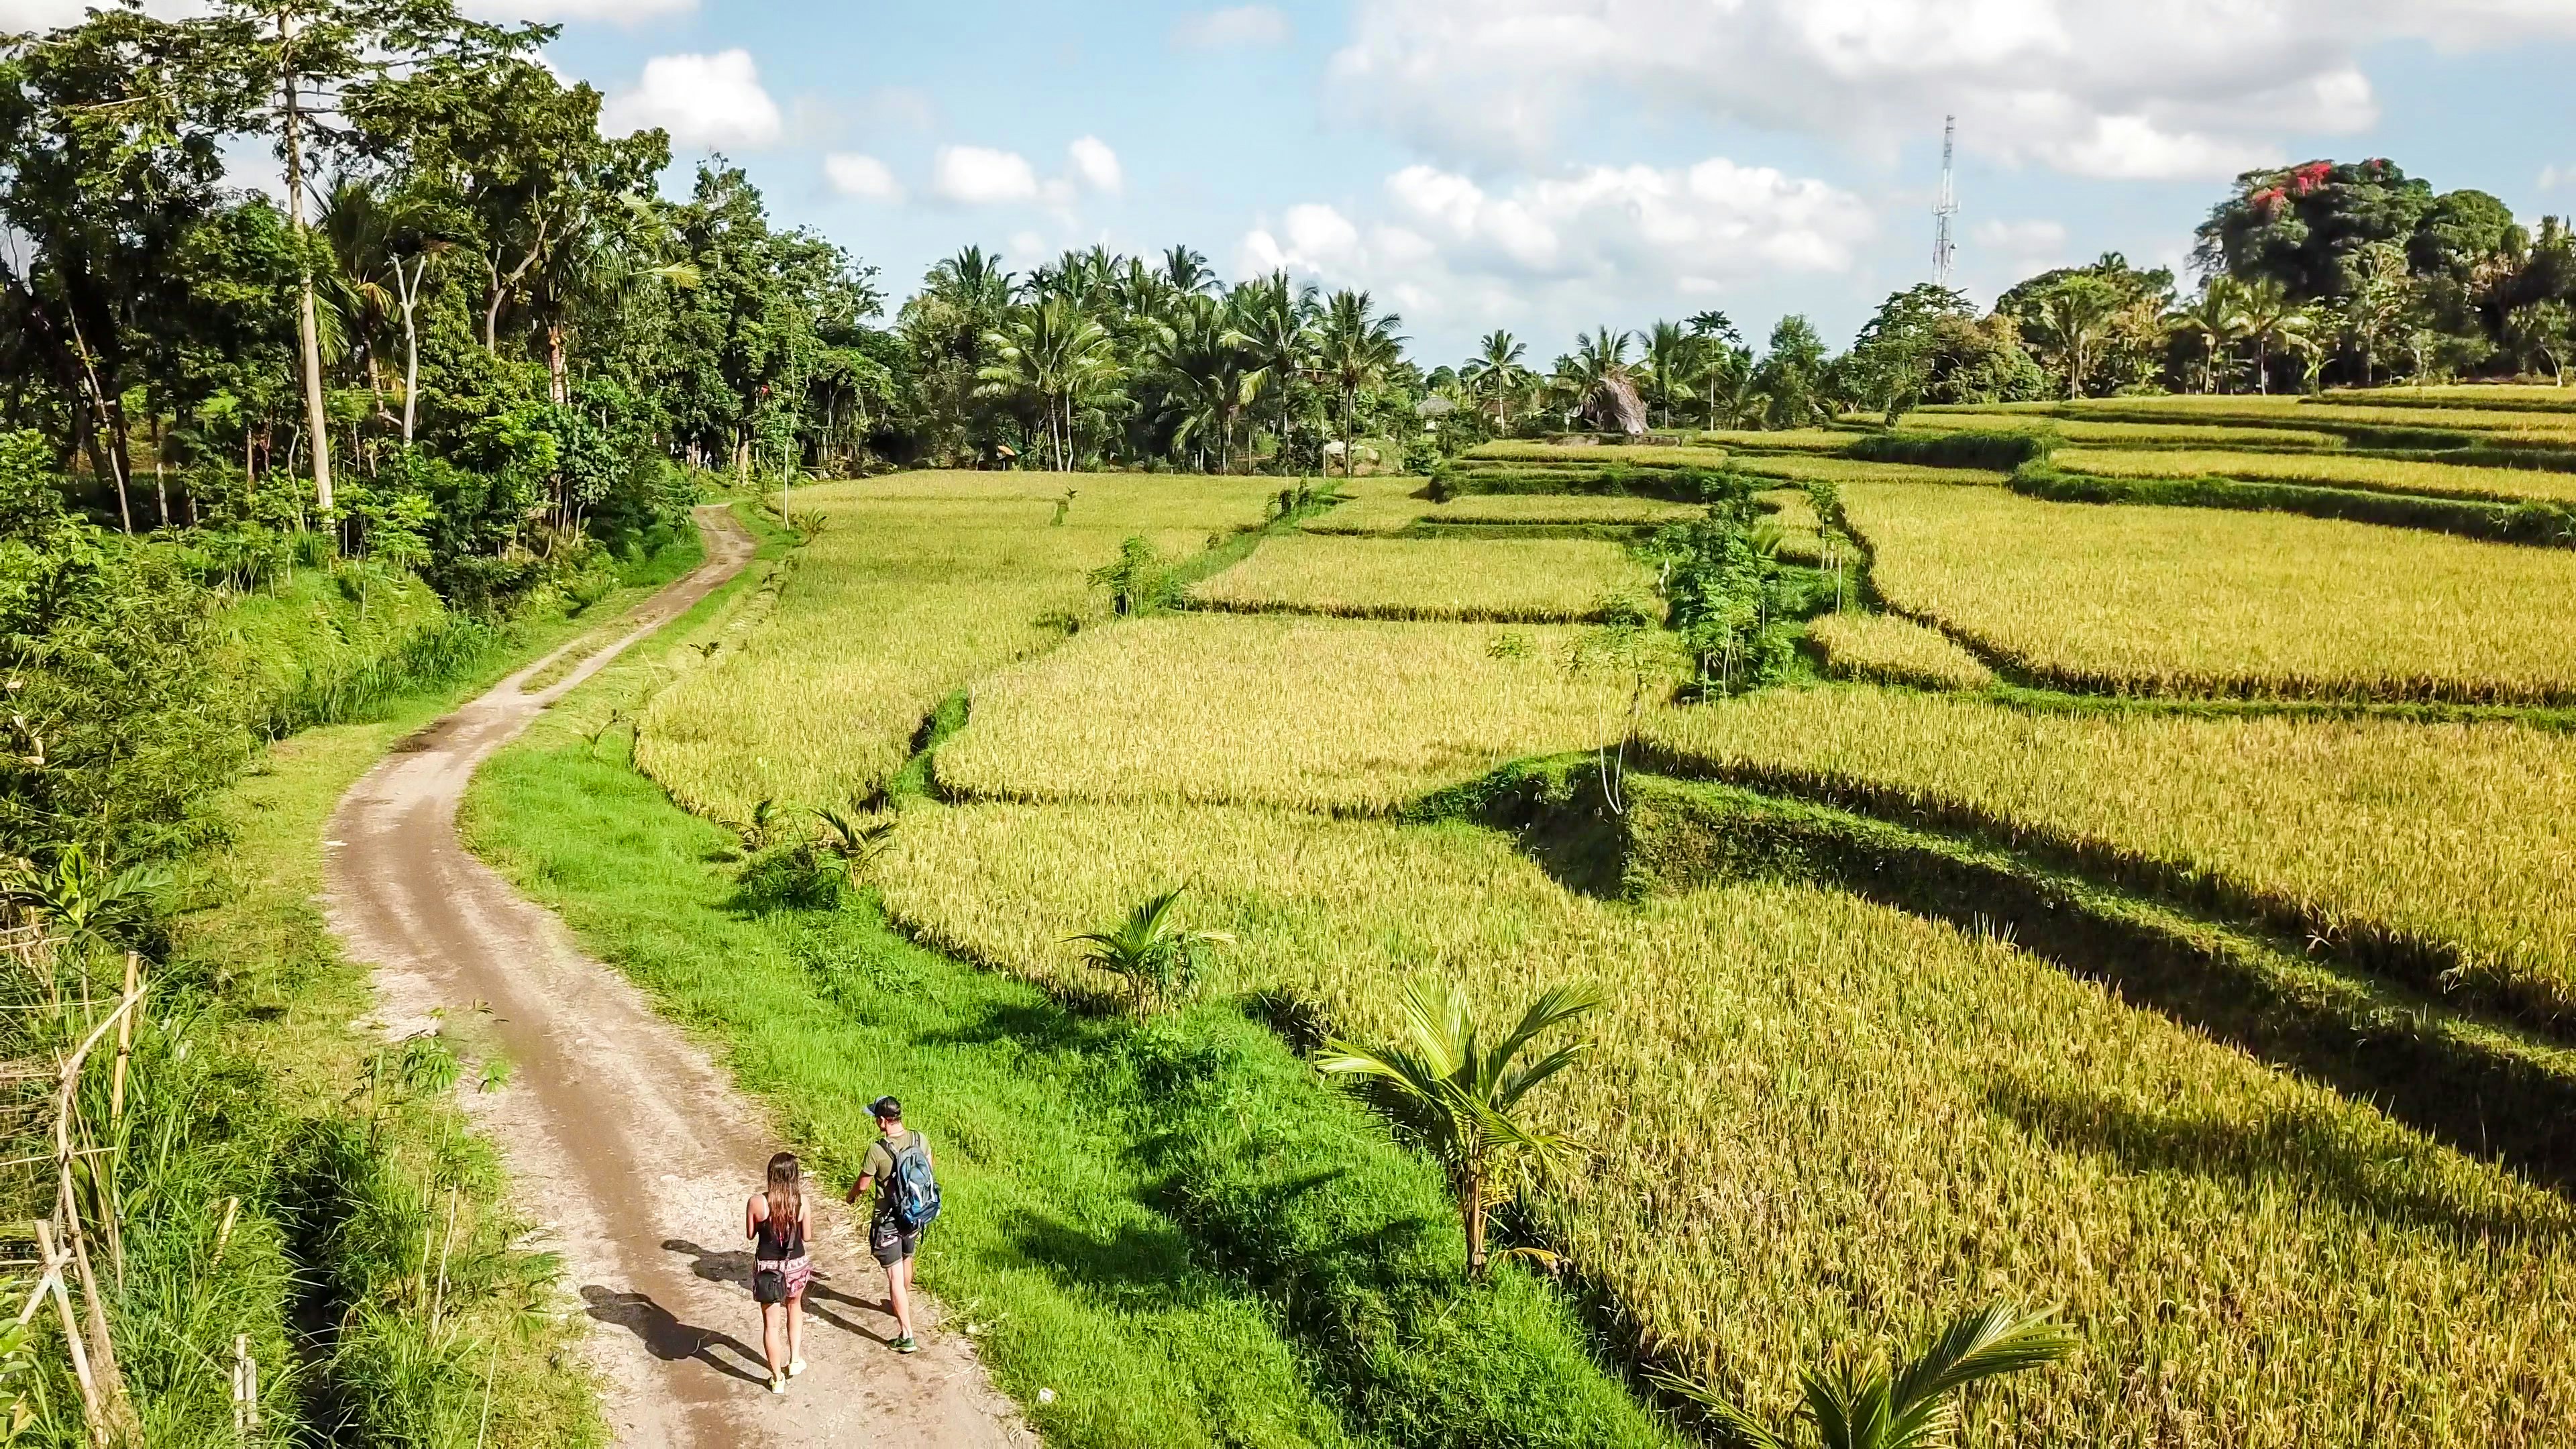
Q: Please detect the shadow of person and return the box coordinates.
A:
[663,1237,892,1345]
[579,1283,769,1386]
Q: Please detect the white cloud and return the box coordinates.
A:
[1328,0,2576,180]
[1239,156,1872,336]
[1973,219,2069,256]
[2542,165,2576,192]
[824,153,904,203]
[460,0,695,20]
[1172,4,1291,48]
[1068,136,1124,195]
[602,50,782,150]
[932,145,1042,205]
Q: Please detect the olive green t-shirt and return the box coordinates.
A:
[862,1129,926,1212]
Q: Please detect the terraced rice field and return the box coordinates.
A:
[1642,683,2576,1023]
[1464,441,1735,468]
[1189,533,1654,621]
[634,472,1275,823]
[2052,447,2576,504]
[1896,411,2342,449]
[1805,612,1996,690]
[878,800,2576,1449]
[1842,482,2576,702]
[935,614,1631,812]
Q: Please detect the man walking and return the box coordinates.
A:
[845,1095,936,1354]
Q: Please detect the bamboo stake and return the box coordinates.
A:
[53,993,141,1442]
[31,1222,100,1446]
[109,955,136,1124]
[231,1333,256,1437]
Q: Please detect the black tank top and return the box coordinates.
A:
[755,1197,805,1259]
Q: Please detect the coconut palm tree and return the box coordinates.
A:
[2234,277,2314,396]
[1065,886,1232,1018]
[1162,244,1216,297]
[1228,271,1320,474]
[2166,280,2248,393]
[1559,327,1646,434]
[979,298,1121,471]
[2025,276,2121,399]
[1314,289,1406,476]
[1148,292,1257,471]
[1643,319,1697,428]
[1317,977,1601,1279]
[1460,329,1530,432]
[1653,1301,2071,1449]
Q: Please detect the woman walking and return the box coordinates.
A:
[747,1150,814,1393]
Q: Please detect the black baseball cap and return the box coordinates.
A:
[869,1095,903,1120]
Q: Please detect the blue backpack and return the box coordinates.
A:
[889,1131,941,1232]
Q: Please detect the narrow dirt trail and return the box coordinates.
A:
[325,507,1026,1448]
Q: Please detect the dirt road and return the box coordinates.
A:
[325,507,1026,1447]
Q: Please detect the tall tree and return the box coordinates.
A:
[979,297,1118,472]
[1460,329,1529,433]
[1228,270,1318,474]
[1313,289,1403,476]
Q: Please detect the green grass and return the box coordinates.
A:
[462,617,1680,1448]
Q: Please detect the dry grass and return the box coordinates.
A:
[934,614,1640,813]
[878,800,2576,1449]
[1843,482,2576,702]
[1189,533,1656,622]
[633,471,1275,824]
[1642,684,2576,1022]
[2052,447,2576,504]
[1805,612,1996,690]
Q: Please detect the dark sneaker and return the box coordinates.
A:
[891,1335,919,1355]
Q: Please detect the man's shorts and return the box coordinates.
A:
[871,1210,922,1267]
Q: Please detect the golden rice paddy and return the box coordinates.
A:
[1189,533,1656,622]
[2052,447,2576,505]
[1805,612,1996,691]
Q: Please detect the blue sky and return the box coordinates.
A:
[19,0,2573,361]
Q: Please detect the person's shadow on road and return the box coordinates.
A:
[579,1283,770,1385]
[661,1237,894,1346]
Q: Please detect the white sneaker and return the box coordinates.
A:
[769,1373,787,1395]
[788,1358,808,1379]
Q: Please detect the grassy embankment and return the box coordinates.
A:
[463,498,1679,1449]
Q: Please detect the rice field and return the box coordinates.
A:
[1805,612,1996,690]
[1842,482,2576,702]
[1466,441,1735,468]
[2052,447,2576,505]
[1301,478,1433,535]
[1426,494,1709,525]
[1697,429,1856,453]
[1730,453,2004,486]
[934,614,1638,813]
[877,800,2576,1449]
[633,472,1275,824]
[1896,412,2343,449]
[1642,684,2576,1022]
[1189,533,1656,622]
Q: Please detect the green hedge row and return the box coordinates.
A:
[1845,429,2052,470]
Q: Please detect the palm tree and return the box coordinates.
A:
[1148,293,1257,471]
[2166,280,2247,393]
[1314,290,1405,476]
[1558,327,1646,434]
[1228,271,1319,474]
[1065,887,1232,1018]
[2234,277,2314,396]
[1162,244,1216,297]
[1654,1301,2071,1449]
[2025,276,2120,399]
[1460,329,1530,432]
[979,299,1122,471]
[1317,977,1601,1279]
[1643,319,1695,429]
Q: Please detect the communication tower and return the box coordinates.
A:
[1933,115,1959,288]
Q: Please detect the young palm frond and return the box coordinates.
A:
[811,803,898,888]
[1317,977,1601,1277]
[1652,1301,2071,1449]
[1063,885,1233,1018]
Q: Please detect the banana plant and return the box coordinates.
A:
[1652,1301,2072,1449]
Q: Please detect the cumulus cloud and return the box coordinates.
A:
[1068,136,1124,195]
[603,50,782,150]
[1172,4,1291,48]
[1328,0,2576,180]
[2543,164,2576,192]
[1238,157,1872,333]
[824,153,904,203]
[932,146,1043,205]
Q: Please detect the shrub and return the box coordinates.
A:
[1844,429,2052,470]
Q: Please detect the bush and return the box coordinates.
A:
[1845,428,2053,470]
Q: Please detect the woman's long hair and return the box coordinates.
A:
[765,1152,802,1237]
